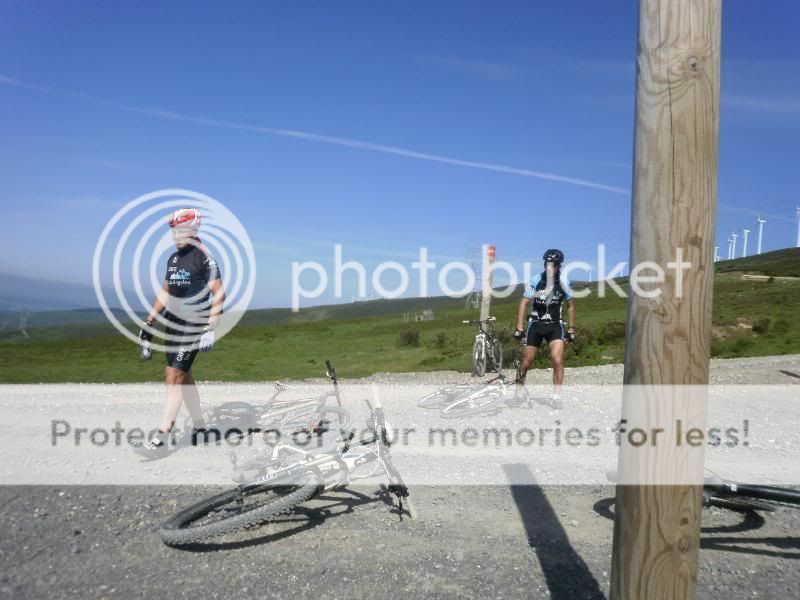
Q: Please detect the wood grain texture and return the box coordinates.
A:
[611,1,721,598]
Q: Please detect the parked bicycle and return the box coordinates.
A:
[161,383,415,545]
[464,316,503,377]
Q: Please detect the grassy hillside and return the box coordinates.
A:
[1,248,798,383]
[715,247,800,277]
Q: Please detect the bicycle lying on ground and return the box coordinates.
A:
[184,360,350,442]
[417,341,563,418]
[606,470,800,513]
[703,472,800,512]
[425,370,523,419]
[465,316,503,377]
[161,382,415,545]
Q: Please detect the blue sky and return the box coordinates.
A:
[1,1,798,309]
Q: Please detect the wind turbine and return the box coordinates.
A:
[731,232,738,259]
[796,206,800,248]
[727,237,733,260]
[756,216,766,254]
[588,265,594,282]
[714,246,719,262]
[741,229,750,258]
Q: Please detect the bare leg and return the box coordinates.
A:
[181,370,205,428]
[548,339,566,396]
[160,367,189,433]
[515,345,539,384]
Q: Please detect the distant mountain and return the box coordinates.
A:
[0,273,131,313]
[0,307,141,330]
[2,247,796,330]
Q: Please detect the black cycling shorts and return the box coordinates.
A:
[164,320,201,372]
[525,321,565,348]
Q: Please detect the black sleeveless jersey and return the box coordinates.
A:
[523,272,574,323]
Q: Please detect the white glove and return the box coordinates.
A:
[199,328,215,352]
[139,319,154,361]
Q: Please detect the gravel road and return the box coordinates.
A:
[2,355,799,599]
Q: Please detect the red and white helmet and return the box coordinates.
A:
[168,208,201,232]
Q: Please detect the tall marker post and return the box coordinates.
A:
[610,1,721,599]
[479,245,496,322]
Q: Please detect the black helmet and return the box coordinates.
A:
[543,249,564,265]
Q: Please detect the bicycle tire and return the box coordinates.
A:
[417,385,475,408]
[706,483,800,511]
[440,389,504,419]
[489,341,503,372]
[706,496,777,513]
[472,338,486,377]
[160,470,321,545]
[182,402,261,440]
[279,406,351,434]
[211,401,261,420]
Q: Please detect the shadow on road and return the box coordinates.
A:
[168,487,398,552]
[592,497,800,560]
[701,535,800,559]
[504,464,604,600]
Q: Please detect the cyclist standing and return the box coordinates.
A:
[134,208,225,458]
[513,249,576,408]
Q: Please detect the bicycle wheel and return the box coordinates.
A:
[417,385,474,409]
[211,401,261,421]
[707,483,800,512]
[472,338,486,377]
[489,341,503,372]
[706,496,777,513]
[160,469,321,545]
[440,388,504,419]
[280,406,351,435]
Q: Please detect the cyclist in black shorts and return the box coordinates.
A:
[134,208,225,458]
[513,249,576,408]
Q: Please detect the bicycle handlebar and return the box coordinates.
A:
[462,316,496,324]
[325,359,336,382]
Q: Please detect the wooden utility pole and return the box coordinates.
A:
[611,1,721,599]
[479,245,496,321]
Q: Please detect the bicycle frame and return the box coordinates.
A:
[233,384,397,493]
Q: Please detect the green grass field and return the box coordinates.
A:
[1,249,798,383]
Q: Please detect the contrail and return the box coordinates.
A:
[0,74,629,195]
